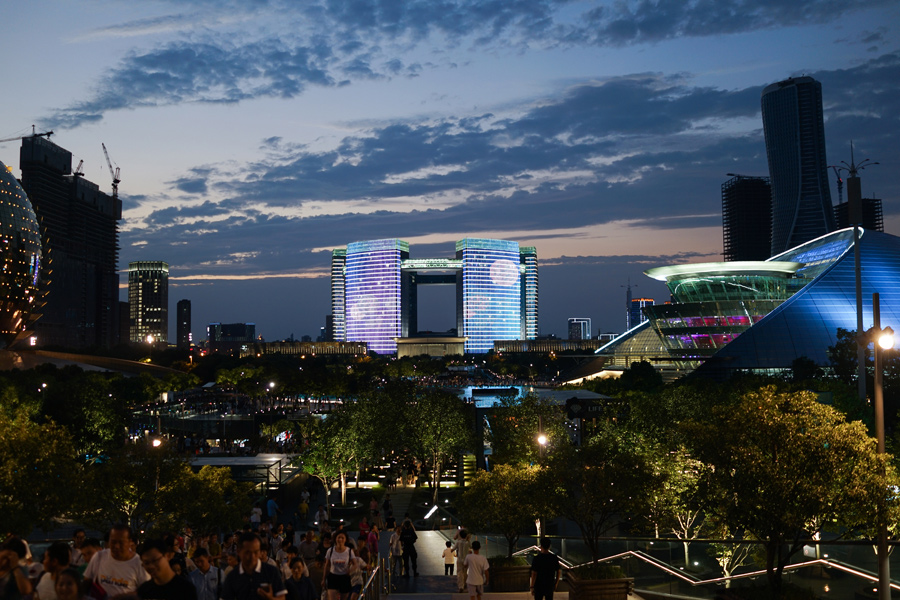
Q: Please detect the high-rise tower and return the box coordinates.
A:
[128,261,168,343]
[331,249,346,342]
[19,136,122,348]
[762,76,834,255]
[722,175,772,261]
[520,246,538,340]
[176,299,191,348]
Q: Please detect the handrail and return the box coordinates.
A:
[359,562,381,599]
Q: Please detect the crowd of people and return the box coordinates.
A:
[1,486,564,600]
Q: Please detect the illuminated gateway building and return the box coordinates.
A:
[596,228,900,379]
[0,161,43,346]
[331,239,538,354]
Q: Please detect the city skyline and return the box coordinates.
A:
[2,1,899,342]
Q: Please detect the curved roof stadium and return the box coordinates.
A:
[0,161,42,347]
[596,228,898,378]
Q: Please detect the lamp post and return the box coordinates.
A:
[536,416,548,539]
[872,292,893,600]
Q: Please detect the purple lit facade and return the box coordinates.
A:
[344,239,409,354]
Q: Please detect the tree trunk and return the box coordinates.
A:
[683,540,690,567]
[432,460,441,505]
[341,472,347,506]
[355,462,361,489]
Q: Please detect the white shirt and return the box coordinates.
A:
[464,554,489,586]
[83,549,150,597]
[35,572,57,600]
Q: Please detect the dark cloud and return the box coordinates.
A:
[121,52,900,295]
[47,0,893,128]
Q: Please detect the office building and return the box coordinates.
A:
[332,238,538,354]
[0,160,43,346]
[722,174,772,261]
[762,76,834,255]
[19,136,122,348]
[568,318,592,340]
[520,247,539,339]
[176,299,191,349]
[128,261,168,343]
[208,322,256,354]
[834,198,883,232]
[331,249,346,343]
[457,238,523,353]
[629,298,654,330]
[344,239,409,354]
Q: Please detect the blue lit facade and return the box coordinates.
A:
[598,228,900,379]
[457,239,522,354]
[695,228,900,376]
[332,238,538,354]
[344,239,409,354]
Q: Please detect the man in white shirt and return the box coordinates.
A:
[83,525,150,599]
[463,541,489,600]
[35,542,70,600]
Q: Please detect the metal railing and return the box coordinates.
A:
[359,561,381,600]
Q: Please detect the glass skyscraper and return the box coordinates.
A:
[457,239,522,354]
[520,246,539,339]
[332,238,538,354]
[331,249,346,342]
[762,76,834,255]
[344,239,409,354]
[128,261,168,343]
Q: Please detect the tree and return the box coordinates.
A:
[486,393,566,467]
[638,446,705,567]
[154,465,254,535]
[548,421,658,563]
[0,416,82,535]
[410,389,473,504]
[82,442,186,532]
[708,522,756,588]
[689,385,890,596]
[300,411,356,511]
[456,464,547,557]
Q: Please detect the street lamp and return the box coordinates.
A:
[870,292,892,600]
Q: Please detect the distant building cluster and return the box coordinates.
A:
[330,238,539,354]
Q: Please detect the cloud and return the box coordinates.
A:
[119,52,900,286]
[45,0,894,128]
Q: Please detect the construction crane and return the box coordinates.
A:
[73,160,84,177]
[829,165,844,204]
[0,126,53,144]
[101,143,120,199]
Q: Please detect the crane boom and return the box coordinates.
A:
[101,143,121,198]
[0,129,53,144]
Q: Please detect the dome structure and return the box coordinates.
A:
[0,161,42,346]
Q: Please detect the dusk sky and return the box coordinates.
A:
[3,0,899,342]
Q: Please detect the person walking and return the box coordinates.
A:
[454,529,471,593]
[441,542,455,576]
[398,521,418,577]
[322,532,356,600]
[529,538,561,600]
[463,541,489,600]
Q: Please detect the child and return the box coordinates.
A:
[442,541,456,576]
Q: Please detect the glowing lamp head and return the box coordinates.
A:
[146,334,154,344]
[537,434,548,446]
[879,326,895,350]
[269,382,275,389]
[151,439,162,448]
